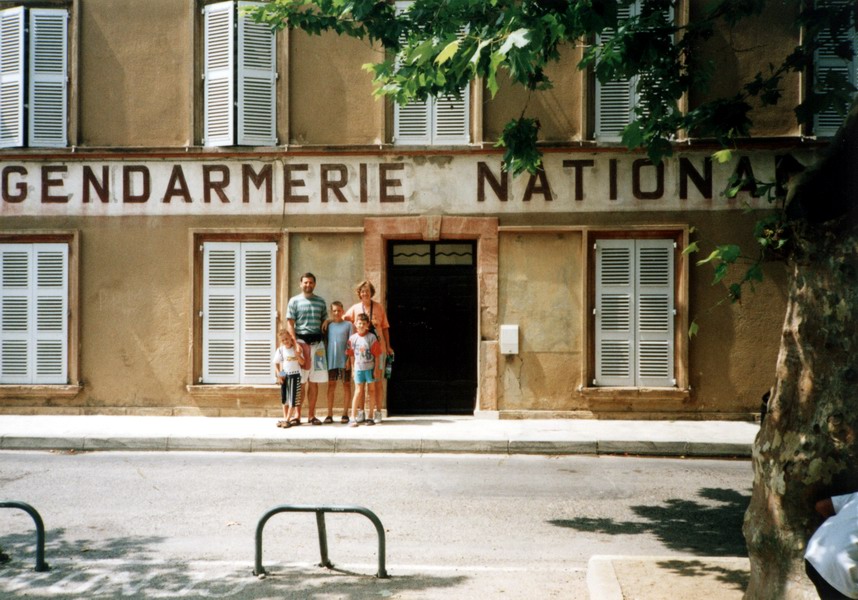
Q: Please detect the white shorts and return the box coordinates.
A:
[301,341,328,384]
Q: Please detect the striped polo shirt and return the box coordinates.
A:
[286,294,328,335]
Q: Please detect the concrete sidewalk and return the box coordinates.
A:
[0,414,758,456]
[0,414,757,599]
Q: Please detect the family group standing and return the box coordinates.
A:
[272,273,393,429]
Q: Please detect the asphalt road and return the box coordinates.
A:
[0,451,752,599]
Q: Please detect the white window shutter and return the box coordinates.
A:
[813,4,856,137]
[1,245,32,383]
[0,243,68,384]
[431,19,469,144]
[595,1,673,141]
[204,2,235,146]
[433,87,470,144]
[239,243,276,384]
[33,244,68,383]
[28,9,67,148]
[595,77,635,141]
[595,239,635,386]
[202,243,240,383]
[237,1,276,146]
[393,1,431,144]
[0,7,25,148]
[202,242,276,384]
[394,97,432,144]
[635,240,674,387]
[595,3,636,142]
[393,2,469,145]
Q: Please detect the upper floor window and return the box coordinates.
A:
[392,0,469,146]
[0,6,68,148]
[203,1,276,147]
[1,242,69,384]
[594,0,673,142]
[813,2,856,137]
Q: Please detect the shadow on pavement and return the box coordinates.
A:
[548,487,750,556]
[656,558,749,591]
[0,528,468,599]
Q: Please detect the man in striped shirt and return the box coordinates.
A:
[286,273,328,425]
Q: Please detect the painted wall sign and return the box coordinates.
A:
[0,151,812,217]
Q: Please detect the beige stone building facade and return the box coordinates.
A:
[0,0,849,419]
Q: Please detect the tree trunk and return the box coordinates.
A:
[743,108,858,599]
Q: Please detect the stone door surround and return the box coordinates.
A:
[363,217,499,412]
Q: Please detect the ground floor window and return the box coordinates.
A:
[589,231,686,389]
[201,240,277,384]
[0,242,69,384]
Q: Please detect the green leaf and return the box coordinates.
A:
[435,39,460,65]
[712,149,733,164]
[410,39,436,65]
[696,249,720,266]
[498,28,530,55]
[746,263,764,282]
[713,263,729,284]
[728,283,742,301]
[470,39,491,65]
[682,241,700,255]
[486,51,504,97]
[718,244,741,263]
[688,321,699,339]
[621,121,644,149]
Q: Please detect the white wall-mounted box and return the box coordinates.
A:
[500,325,519,355]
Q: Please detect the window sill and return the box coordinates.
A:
[186,385,278,400]
[579,387,691,401]
[0,385,83,400]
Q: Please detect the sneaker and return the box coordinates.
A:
[348,419,358,428]
[357,410,365,423]
[364,419,374,426]
[374,413,382,424]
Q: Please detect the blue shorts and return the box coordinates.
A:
[354,369,376,384]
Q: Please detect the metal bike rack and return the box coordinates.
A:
[254,504,388,579]
[0,501,50,572]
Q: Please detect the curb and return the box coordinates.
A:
[587,556,624,600]
[0,435,752,456]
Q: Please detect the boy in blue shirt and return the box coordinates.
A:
[324,301,354,424]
